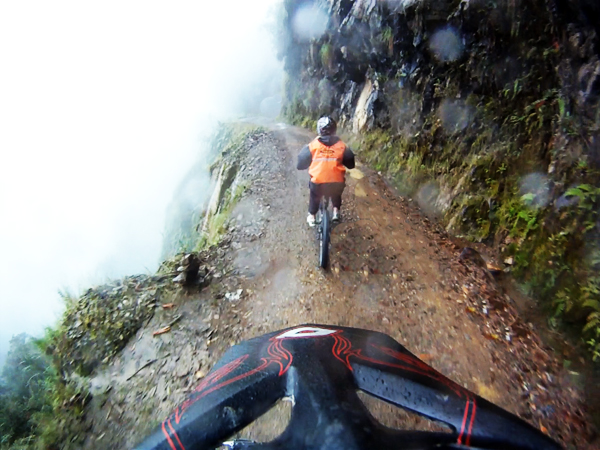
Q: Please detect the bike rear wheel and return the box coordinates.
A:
[318,201,330,269]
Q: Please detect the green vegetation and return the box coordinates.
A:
[0,330,90,450]
[54,281,162,377]
[346,90,600,360]
[283,93,318,131]
[319,43,334,72]
[0,281,170,449]
[0,334,51,448]
[347,95,600,359]
[196,123,264,250]
[380,26,394,55]
[198,180,248,249]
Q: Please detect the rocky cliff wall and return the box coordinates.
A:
[279,0,600,357]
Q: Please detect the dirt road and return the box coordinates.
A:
[83,125,593,449]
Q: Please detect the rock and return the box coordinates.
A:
[352,79,378,133]
[354,183,368,197]
[459,247,487,269]
[176,365,190,378]
[55,274,164,376]
[172,273,186,284]
[172,253,201,286]
[225,289,244,302]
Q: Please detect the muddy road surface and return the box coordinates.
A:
[82,125,594,449]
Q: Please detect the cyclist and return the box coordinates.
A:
[297,116,355,227]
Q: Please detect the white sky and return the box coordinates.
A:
[0,0,282,363]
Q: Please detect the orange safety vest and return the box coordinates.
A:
[308,138,347,184]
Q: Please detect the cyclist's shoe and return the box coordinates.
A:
[307,214,316,227]
[332,208,340,222]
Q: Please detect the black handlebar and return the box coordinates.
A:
[135,325,563,450]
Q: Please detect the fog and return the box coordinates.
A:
[0,0,283,366]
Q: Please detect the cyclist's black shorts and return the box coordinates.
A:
[308,181,345,214]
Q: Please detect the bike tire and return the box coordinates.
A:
[319,207,330,269]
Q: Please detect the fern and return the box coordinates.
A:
[588,338,600,361]
[583,312,600,333]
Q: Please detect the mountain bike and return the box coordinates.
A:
[135,324,562,450]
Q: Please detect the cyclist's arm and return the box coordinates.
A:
[343,147,355,169]
[297,145,312,170]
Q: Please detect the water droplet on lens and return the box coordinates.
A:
[429,26,463,62]
[519,173,550,208]
[291,4,328,42]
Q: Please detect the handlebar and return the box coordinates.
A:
[135,324,563,450]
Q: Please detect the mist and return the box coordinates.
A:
[0,0,283,366]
